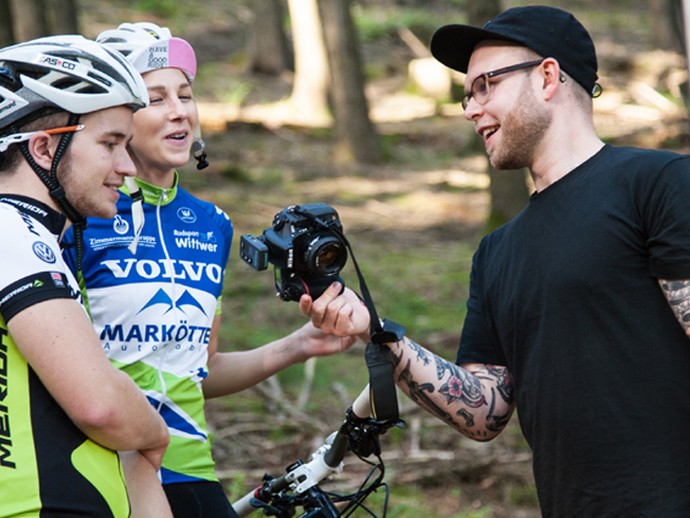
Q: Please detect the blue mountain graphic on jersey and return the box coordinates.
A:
[146,395,207,441]
[176,290,207,315]
[137,288,207,316]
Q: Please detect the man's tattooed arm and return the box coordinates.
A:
[388,337,515,441]
[659,279,690,337]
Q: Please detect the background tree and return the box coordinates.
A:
[247,0,291,76]
[0,0,79,45]
[317,0,381,164]
[468,0,530,231]
[9,0,49,41]
[46,0,79,35]
[286,0,331,125]
[0,1,14,47]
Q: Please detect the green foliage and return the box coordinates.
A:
[131,0,178,18]
[224,472,247,504]
[508,481,539,508]
[362,483,494,518]
[485,209,509,234]
[352,5,449,43]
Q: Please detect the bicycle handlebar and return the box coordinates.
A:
[351,383,372,420]
[232,385,373,517]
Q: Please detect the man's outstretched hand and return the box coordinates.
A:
[300,282,371,340]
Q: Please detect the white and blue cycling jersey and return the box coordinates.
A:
[62,172,233,485]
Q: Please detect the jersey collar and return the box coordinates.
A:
[120,171,180,206]
[0,194,67,236]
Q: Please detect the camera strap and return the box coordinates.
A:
[325,224,404,422]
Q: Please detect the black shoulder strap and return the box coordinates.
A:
[318,220,404,422]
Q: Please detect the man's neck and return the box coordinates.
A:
[530,124,604,192]
[0,164,68,234]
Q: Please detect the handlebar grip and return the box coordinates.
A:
[232,489,258,517]
[351,384,371,419]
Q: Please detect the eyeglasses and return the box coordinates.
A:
[462,59,544,110]
[0,124,84,153]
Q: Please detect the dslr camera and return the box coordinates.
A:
[239,203,348,302]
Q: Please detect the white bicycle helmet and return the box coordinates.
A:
[97,22,208,170]
[96,22,197,81]
[0,34,148,131]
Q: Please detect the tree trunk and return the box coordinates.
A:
[286,0,331,125]
[247,0,291,75]
[651,0,683,52]
[0,0,15,46]
[318,0,381,164]
[468,0,529,231]
[467,0,502,25]
[678,0,690,124]
[46,0,79,34]
[9,0,49,41]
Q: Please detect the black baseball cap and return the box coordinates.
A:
[430,5,600,96]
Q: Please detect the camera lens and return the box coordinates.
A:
[305,236,347,275]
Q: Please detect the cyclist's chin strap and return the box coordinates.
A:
[331,226,405,423]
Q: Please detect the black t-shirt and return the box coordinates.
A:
[458,145,690,517]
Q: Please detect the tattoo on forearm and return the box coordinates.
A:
[479,365,514,404]
[457,408,475,427]
[485,387,511,431]
[659,279,690,334]
[407,337,431,365]
[393,338,514,439]
[437,358,484,408]
[397,357,455,428]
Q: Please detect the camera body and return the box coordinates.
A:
[239,203,347,301]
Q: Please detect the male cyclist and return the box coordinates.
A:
[0,35,170,517]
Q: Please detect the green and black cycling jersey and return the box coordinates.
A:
[0,195,130,518]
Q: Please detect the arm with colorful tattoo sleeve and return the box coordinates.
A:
[388,337,515,441]
[658,279,690,337]
[299,284,515,441]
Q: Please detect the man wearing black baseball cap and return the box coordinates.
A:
[430,5,601,97]
[303,5,690,518]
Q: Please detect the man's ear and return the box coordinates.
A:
[540,57,562,101]
[27,132,57,170]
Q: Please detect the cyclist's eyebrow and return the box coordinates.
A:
[146,80,192,93]
[101,130,130,143]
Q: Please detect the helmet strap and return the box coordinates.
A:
[19,113,89,283]
[19,113,85,226]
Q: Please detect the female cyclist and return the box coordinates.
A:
[62,23,365,517]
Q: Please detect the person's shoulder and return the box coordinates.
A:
[0,203,28,242]
[603,146,690,201]
[176,187,231,224]
[606,144,688,165]
[0,199,43,234]
[0,199,19,218]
